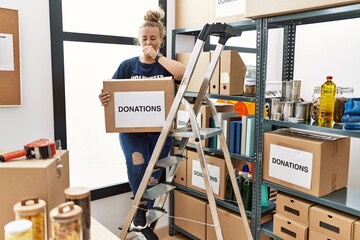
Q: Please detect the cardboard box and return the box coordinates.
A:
[309,204,358,240]
[276,192,315,226]
[273,213,308,240]
[173,146,187,186]
[176,52,220,94]
[245,0,360,19]
[175,0,210,29]
[263,129,350,197]
[206,204,249,240]
[186,150,228,200]
[210,0,249,24]
[219,50,246,96]
[174,190,207,240]
[354,220,360,240]
[103,77,174,133]
[308,229,336,240]
[0,150,70,240]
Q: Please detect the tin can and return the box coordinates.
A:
[291,80,302,101]
[270,98,282,115]
[4,220,33,240]
[64,187,91,240]
[50,201,82,240]
[282,81,292,100]
[282,101,294,120]
[13,197,46,240]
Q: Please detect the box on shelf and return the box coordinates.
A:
[186,150,228,200]
[175,0,210,29]
[174,190,207,240]
[219,50,246,96]
[263,128,350,197]
[273,213,308,240]
[354,220,360,240]
[276,192,315,226]
[309,204,358,240]
[209,0,249,24]
[0,150,70,240]
[173,146,187,186]
[308,229,336,240]
[245,0,360,19]
[103,77,174,133]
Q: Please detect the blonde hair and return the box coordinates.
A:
[140,8,165,39]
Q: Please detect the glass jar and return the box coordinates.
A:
[244,65,256,97]
[334,86,354,122]
[64,187,91,240]
[4,220,33,240]
[13,197,46,240]
[50,201,82,240]
[311,86,321,121]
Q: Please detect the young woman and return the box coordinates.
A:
[99,8,185,240]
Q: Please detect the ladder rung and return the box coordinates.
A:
[142,183,176,200]
[156,155,186,168]
[169,127,222,139]
[147,209,167,226]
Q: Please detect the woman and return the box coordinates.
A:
[99,8,185,240]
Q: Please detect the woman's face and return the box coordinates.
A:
[139,26,162,51]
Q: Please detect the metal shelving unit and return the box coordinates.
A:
[260,3,360,239]
[170,19,270,240]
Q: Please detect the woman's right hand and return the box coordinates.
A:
[99,89,110,106]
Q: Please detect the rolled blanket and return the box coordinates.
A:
[344,98,360,115]
[343,123,360,130]
[341,114,360,123]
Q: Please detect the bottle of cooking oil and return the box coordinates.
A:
[318,76,336,125]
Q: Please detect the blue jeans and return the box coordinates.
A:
[119,132,173,208]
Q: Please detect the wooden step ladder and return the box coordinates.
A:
[119,23,253,240]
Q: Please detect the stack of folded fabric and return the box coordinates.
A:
[341,98,360,130]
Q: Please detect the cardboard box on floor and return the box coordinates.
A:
[263,129,350,197]
[273,213,308,240]
[103,77,174,133]
[0,150,69,240]
[309,204,358,240]
[245,0,360,19]
[276,192,315,226]
[174,190,207,240]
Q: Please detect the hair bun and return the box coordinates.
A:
[144,9,165,22]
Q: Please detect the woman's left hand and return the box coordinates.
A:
[143,46,156,60]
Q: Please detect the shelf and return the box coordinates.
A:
[266,119,360,138]
[264,181,360,217]
[174,184,276,217]
[261,220,282,240]
[184,91,256,102]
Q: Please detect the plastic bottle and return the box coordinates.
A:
[242,172,253,211]
[260,185,269,207]
[318,76,336,125]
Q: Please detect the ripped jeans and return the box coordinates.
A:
[119,132,173,208]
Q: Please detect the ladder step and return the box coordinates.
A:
[142,183,176,200]
[156,155,186,168]
[169,127,222,139]
[147,208,167,226]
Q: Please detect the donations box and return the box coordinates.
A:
[103,77,174,133]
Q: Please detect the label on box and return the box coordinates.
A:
[114,91,165,128]
[176,110,202,129]
[191,160,220,195]
[269,144,313,189]
[215,0,245,18]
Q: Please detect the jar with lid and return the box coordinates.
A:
[334,86,354,122]
[13,197,46,240]
[311,86,321,121]
[244,65,256,97]
[64,187,91,240]
[50,201,82,240]
[4,219,33,240]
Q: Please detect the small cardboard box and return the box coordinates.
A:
[354,220,360,240]
[186,150,228,200]
[309,204,358,240]
[173,146,187,186]
[276,192,315,226]
[0,150,70,240]
[219,50,246,96]
[263,129,350,197]
[174,190,207,240]
[273,213,308,240]
[103,77,174,133]
[175,0,210,29]
[308,229,336,240]
[245,0,360,19]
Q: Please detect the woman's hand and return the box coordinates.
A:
[143,46,157,60]
[99,89,110,106]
